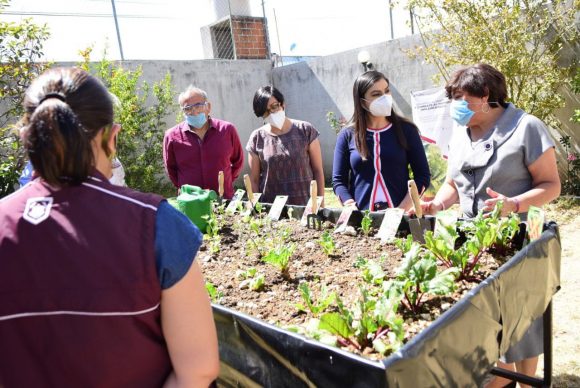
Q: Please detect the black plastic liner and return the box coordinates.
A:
[213,206,561,387]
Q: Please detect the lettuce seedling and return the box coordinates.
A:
[360,258,386,285]
[236,267,265,291]
[361,210,372,236]
[394,235,414,254]
[319,230,336,256]
[205,282,223,302]
[202,209,223,255]
[262,243,295,277]
[295,282,336,317]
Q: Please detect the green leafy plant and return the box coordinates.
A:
[360,210,373,236]
[236,267,265,291]
[424,202,519,279]
[262,243,295,277]
[407,0,579,130]
[318,288,404,355]
[205,282,223,302]
[386,242,458,313]
[356,257,386,286]
[285,318,338,347]
[560,134,580,196]
[424,145,448,197]
[490,211,521,254]
[77,46,177,196]
[0,0,50,197]
[394,235,414,254]
[202,208,223,255]
[295,282,336,317]
[326,111,347,135]
[240,213,270,258]
[319,230,336,256]
[423,221,460,269]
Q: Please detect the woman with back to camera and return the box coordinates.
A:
[246,85,325,206]
[332,70,430,211]
[0,67,219,387]
[421,63,560,387]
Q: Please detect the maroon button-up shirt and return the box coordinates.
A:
[163,117,244,199]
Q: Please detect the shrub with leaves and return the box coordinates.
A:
[0,0,50,197]
[326,111,347,135]
[77,47,177,196]
[560,133,580,196]
[407,0,579,130]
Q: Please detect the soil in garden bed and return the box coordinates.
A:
[199,211,510,360]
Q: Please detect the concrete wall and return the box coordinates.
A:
[137,59,273,182]
[22,34,579,186]
[271,35,441,181]
[53,59,273,179]
[94,59,272,132]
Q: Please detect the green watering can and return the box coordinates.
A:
[168,185,217,233]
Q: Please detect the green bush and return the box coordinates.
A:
[407,0,579,130]
[78,47,177,197]
[558,68,580,196]
[0,0,50,197]
[424,144,447,197]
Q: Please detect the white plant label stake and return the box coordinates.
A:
[375,208,404,242]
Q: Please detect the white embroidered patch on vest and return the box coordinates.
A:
[23,197,53,225]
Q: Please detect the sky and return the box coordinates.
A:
[1,0,415,62]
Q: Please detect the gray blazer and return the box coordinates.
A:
[447,103,554,218]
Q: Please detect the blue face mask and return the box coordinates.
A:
[449,99,475,126]
[185,112,207,129]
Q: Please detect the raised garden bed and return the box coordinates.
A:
[199,204,561,387]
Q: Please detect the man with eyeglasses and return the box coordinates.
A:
[163,85,244,198]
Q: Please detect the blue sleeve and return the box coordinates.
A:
[332,128,353,203]
[406,125,431,194]
[154,200,203,289]
[18,161,33,187]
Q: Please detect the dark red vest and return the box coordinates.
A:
[0,173,171,388]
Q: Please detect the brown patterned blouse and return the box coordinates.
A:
[246,119,319,205]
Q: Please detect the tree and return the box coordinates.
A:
[559,68,580,195]
[406,0,579,129]
[78,47,177,196]
[0,0,50,197]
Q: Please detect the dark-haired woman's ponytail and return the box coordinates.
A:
[25,98,94,186]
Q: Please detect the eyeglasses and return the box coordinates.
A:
[181,102,207,115]
[264,102,282,116]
